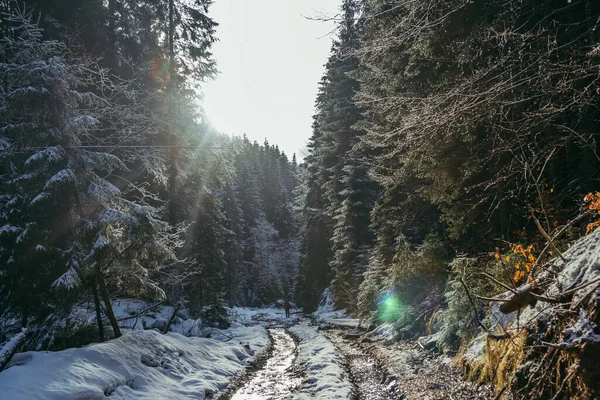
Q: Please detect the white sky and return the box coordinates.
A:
[203,1,341,160]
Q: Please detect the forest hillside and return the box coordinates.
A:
[294,0,600,398]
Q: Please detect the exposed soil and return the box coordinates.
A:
[219,317,493,400]
[322,329,400,399]
[365,339,493,400]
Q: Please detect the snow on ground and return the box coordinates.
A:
[113,299,209,336]
[229,306,300,327]
[312,288,365,329]
[463,229,600,378]
[366,322,398,341]
[289,325,353,400]
[314,312,363,329]
[547,228,600,300]
[523,229,600,347]
[480,229,600,348]
[366,339,492,399]
[0,301,271,400]
[0,326,268,400]
[230,328,301,399]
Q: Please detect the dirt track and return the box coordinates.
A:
[364,338,493,400]
[220,317,492,400]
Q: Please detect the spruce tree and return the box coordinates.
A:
[297,0,378,311]
[0,10,177,342]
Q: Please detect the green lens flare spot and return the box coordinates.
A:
[379,295,403,322]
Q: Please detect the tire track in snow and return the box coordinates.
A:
[229,328,301,399]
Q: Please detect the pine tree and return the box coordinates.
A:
[184,184,227,315]
[329,151,378,310]
[295,127,334,312]
[0,11,94,328]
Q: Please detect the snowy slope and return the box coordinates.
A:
[504,229,600,326]
[0,316,268,399]
[468,229,600,359]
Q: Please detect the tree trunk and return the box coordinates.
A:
[169,0,175,67]
[163,302,182,334]
[20,305,28,329]
[167,0,178,224]
[95,264,121,338]
[108,0,116,50]
[91,277,105,342]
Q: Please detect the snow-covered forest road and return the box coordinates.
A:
[219,311,492,400]
[0,305,494,399]
[221,317,395,399]
[229,328,301,399]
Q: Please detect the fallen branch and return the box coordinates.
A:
[461,283,510,340]
[536,210,592,265]
[459,278,491,333]
[528,278,600,307]
[480,272,518,294]
[117,300,164,322]
[562,277,600,298]
[499,285,541,314]
[571,281,600,310]
[475,294,511,303]
[529,205,566,263]
[0,329,27,372]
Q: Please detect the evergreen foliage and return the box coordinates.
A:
[296,0,600,360]
[0,3,301,349]
[297,0,379,312]
[2,3,600,387]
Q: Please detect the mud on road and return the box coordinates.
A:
[322,329,400,400]
[227,328,301,399]
[364,338,493,400]
[323,327,493,400]
[219,317,492,400]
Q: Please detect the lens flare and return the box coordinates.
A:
[377,292,403,322]
[150,54,172,84]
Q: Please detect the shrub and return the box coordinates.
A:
[200,304,230,329]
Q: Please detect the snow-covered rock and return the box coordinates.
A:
[467,229,600,361]
[517,229,600,326]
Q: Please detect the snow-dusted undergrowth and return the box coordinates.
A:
[466,229,600,360]
[526,229,600,347]
[229,306,300,327]
[289,325,353,399]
